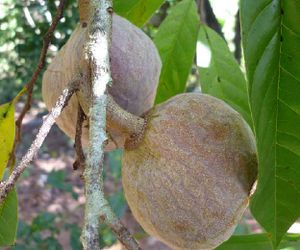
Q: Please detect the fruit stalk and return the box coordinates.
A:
[106,95,146,147]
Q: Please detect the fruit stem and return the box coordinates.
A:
[76,75,147,148]
[107,95,146,140]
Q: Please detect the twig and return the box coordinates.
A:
[196,0,224,39]
[8,0,66,169]
[73,105,86,175]
[0,80,80,204]
[197,0,206,23]
[233,10,241,63]
[80,0,140,249]
[100,204,141,250]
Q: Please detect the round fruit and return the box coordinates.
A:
[122,93,257,250]
[42,14,161,150]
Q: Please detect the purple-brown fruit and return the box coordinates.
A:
[42,14,161,150]
[122,93,257,250]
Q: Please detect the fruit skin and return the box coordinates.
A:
[42,14,161,150]
[122,93,257,250]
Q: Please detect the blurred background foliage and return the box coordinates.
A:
[0,0,78,102]
[0,0,239,103]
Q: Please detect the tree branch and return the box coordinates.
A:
[73,105,86,176]
[196,0,224,39]
[0,79,80,204]
[233,10,241,63]
[80,0,140,249]
[80,0,113,249]
[99,205,142,250]
[76,93,142,250]
[8,0,66,170]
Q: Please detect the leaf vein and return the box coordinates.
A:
[280,65,300,83]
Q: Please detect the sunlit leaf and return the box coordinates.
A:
[0,102,15,180]
[114,0,165,27]
[198,25,252,126]
[217,234,300,250]
[154,0,200,104]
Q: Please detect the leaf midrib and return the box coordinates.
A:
[274,0,284,244]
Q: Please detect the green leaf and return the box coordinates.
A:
[198,25,252,126]
[241,0,300,246]
[108,191,127,218]
[31,212,57,232]
[68,224,83,250]
[107,149,123,181]
[216,234,300,250]
[154,0,200,104]
[47,170,78,200]
[0,102,15,180]
[0,188,18,246]
[114,0,165,27]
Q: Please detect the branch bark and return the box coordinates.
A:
[80,1,113,248]
[0,80,80,204]
[80,1,140,249]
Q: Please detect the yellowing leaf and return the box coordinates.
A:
[0,102,15,180]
